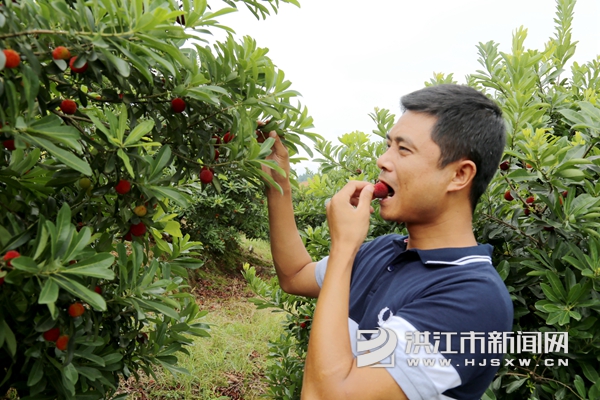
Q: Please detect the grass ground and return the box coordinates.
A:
[117,236,284,400]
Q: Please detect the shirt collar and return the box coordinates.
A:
[392,236,493,266]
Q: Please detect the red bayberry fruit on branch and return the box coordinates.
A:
[223,132,234,143]
[68,302,85,318]
[373,182,389,199]
[0,277,4,286]
[52,46,71,60]
[256,130,268,143]
[94,285,102,294]
[123,231,132,241]
[3,140,15,151]
[504,190,514,201]
[115,179,131,194]
[43,327,61,342]
[2,49,20,69]
[130,222,147,236]
[499,160,510,171]
[56,335,69,351]
[526,196,535,204]
[3,250,20,267]
[524,207,531,216]
[60,99,77,115]
[200,167,213,184]
[212,135,221,145]
[300,322,306,329]
[171,98,186,113]
[69,56,88,73]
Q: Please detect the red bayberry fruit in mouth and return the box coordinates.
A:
[504,190,514,201]
[43,327,61,342]
[171,98,186,113]
[68,302,85,318]
[2,49,20,69]
[52,46,71,60]
[499,161,510,171]
[69,56,88,73]
[115,179,131,195]
[130,222,147,236]
[60,99,77,115]
[200,167,213,184]
[373,182,389,199]
[3,250,20,266]
[3,140,15,151]
[56,335,69,351]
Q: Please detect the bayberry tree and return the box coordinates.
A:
[0,0,315,398]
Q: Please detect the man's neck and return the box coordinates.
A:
[405,213,477,250]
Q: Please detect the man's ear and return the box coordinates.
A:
[447,159,476,193]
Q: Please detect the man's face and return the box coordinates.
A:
[376,111,456,224]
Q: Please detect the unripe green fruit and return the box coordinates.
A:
[79,178,92,189]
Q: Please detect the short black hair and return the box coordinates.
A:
[400,84,506,210]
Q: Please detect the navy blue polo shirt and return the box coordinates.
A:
[315,234,513,400]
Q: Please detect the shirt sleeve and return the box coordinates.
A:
[314,256,329,288]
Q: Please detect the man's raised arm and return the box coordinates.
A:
[262,131,321,298]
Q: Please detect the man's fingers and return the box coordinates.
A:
[357,184,374,212]
[269,131,287,156]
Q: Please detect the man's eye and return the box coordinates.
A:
[399,146,409,151]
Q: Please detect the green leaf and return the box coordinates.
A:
[62,253,115,279]
[24,136,92,176]
[50,275,106,311]
[574,375,586,398]
[28,116,82,151]
[60,254,115,280]
[147,185,190,208]
[507,168,537,182]
[76,366,103,381]
[148,145,172,182]
[0,320,17,357]
[63,363,78,385]
[163,221,183,238]
[99,48,130,77]
[27,359,44,387]
[546,271,567,301]
[62,227,92,263]
[579,362,599,383]
[10,256,40,273]
[117,149,135,178]
[38,279,59,304]
[505,377,527,393]
[136,299,179,319]
[124,120,155,146]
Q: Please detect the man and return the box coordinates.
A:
[262,84,513,399]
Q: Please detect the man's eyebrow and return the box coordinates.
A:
[385,133,417,150]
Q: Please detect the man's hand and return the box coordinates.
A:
[325,180,374,253]
[261,131,291,191]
